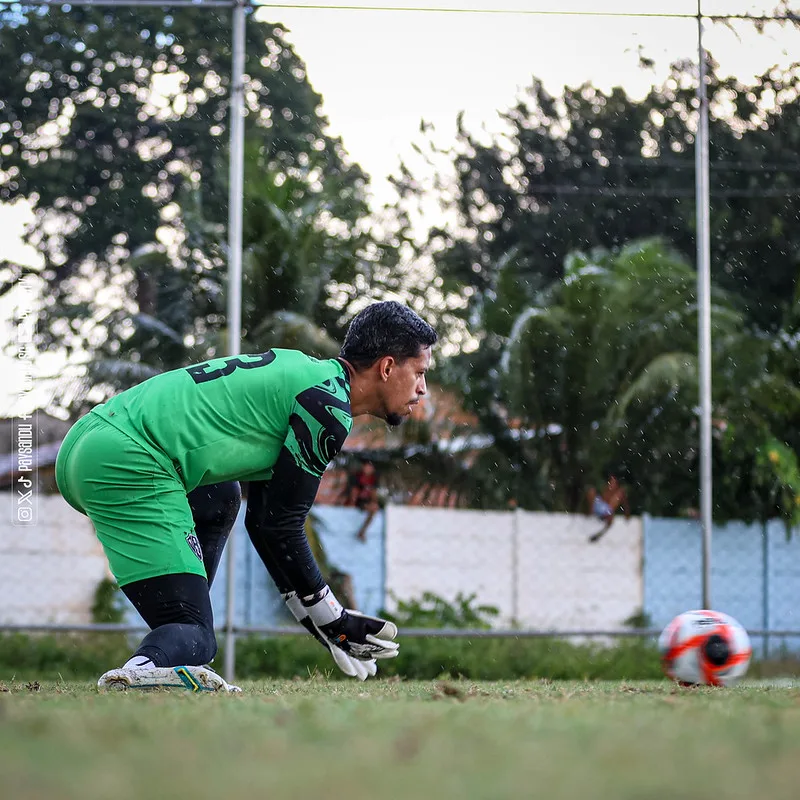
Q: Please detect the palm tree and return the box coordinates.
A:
[239,145,374,357]
[720,273,800,528]
[490,239,745,513]
[59,144,380,411]
[55,194,228,412]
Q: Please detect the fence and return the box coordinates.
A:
[3,2,800,679]
[644,517,800,656]
[3,493,799,668]
[0,494,109,626]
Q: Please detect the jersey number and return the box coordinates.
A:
[186,351,276,384]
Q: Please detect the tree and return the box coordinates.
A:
[425,239,798,518]
[718,274,800,526]
[385,46,800,514]
[57,139,389,410]
[396,56,800,333]
[0,5,374,374]
[239,143,383,355]
[496,240,717,513]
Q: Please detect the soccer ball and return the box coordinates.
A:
[658,610,752,687]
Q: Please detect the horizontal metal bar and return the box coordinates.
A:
[235,627,800,639]
[5,1,238,7]
[231,626,666,638]
[4,1,799,21]
[251,6,800,23]
[0,623,151,633]
[402,628,661,638]
[4,623,797,639]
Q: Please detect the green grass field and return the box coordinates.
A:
[3,678,800,800]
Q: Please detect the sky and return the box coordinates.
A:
[268,1,798,205]
[2,1,799,415]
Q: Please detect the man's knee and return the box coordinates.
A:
[163,616,217,664]
[196,624,218,664]
[137,619,217,667]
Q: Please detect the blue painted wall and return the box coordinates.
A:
[209,503,385,628]
[643,516,800,654]
[121,504,384,632]
[120,508,800,658]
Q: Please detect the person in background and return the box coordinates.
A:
[352,460,380,542]
[586,475,630,543]
[338,459,381,541]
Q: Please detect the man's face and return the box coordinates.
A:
[379,347,431,427]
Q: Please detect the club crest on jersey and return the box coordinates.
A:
[185,531,203,562]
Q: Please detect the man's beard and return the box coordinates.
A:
[385,412,404,427]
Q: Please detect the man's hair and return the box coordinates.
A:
[339,301,438,369]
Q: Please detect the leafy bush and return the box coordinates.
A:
[0,633,131,680]
[755,437,800,531]
[3,631,797,683]
[91,578,127,624]
[382,592,499,630]
[0,631,661,681]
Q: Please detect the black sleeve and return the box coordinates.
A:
[244,382,351,597]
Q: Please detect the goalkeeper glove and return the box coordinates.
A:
[283,591,378,681]
[302,585,399,661]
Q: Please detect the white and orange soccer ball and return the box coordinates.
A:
[658,610,752,687]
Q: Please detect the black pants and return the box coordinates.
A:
[120,481,241,668]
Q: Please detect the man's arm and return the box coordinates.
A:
[244,481,301,594]
[244,381,398,662]
[244,382,349,597]
[245,456,326,596]
[244,496,377,681]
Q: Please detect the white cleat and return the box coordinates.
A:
[97,665,242,693]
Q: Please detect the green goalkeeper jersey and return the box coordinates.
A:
[91,349,353,492]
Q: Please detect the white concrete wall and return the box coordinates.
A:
[0,494,109,624]
[515,511,643,630]
[0,497,644,630]
[385,505,516,622]
[385,506,643,629]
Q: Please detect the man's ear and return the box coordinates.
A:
[378,355,395,382]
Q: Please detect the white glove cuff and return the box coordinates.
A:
[282,591,306,623]
[302,585,344,626]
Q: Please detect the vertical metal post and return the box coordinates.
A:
[762,521,770,659]
[224,0,246,684]
[695,2,713,610]
[511,508,520,625]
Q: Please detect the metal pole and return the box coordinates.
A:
[762,521,770,659]
[695,2,713,609]
[223,0,246,684]
[511,508,520,625]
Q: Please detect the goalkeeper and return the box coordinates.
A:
[55,302,436,691]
